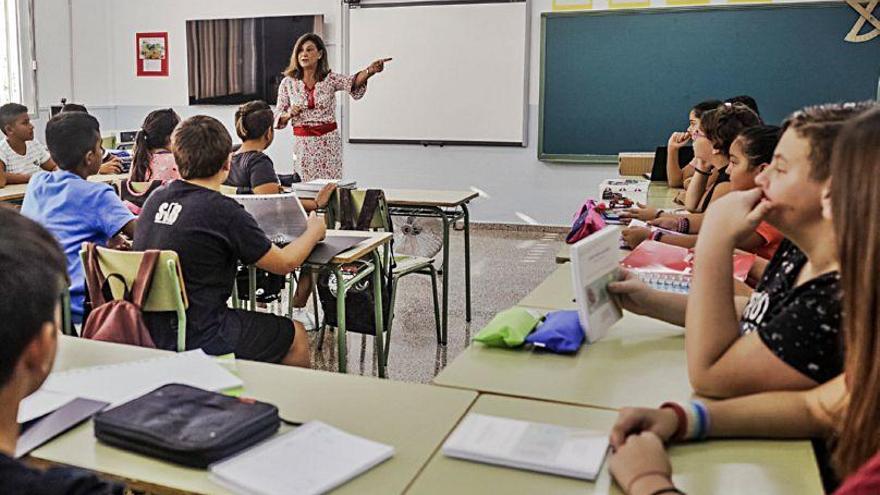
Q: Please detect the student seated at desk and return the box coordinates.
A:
[608,105,880,495]
[20,112,136,325]
[226,100,336,328]
[129,108,180,182]
[665,99,722,189]
[0,209,123,494]
[609,102,875,399]
[58,103,124,175]
[0,103,57,187]
[622,125,784,260]
[134,115,325,367]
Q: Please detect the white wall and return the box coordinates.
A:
[39,0,824,225]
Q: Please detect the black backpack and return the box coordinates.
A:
[317,189,393,335]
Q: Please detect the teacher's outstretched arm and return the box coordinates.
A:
[353,58,392,90]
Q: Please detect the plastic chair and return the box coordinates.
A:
[79,246,189,352]
[337,189,442,367]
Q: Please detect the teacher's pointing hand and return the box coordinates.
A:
[368,58,392,75]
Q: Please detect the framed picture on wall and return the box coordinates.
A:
[137,32,169,77]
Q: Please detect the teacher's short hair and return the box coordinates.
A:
[172,115,232,180]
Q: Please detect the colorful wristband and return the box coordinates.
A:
[660,402,687,442]
[676,217,690,234]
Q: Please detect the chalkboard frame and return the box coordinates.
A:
[538,2,880,164]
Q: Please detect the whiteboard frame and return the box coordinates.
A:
[344,0,530,147]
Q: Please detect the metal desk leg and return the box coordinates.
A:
[462,203,472,323]
[437,207,451,345]
[372,250,386,378]
[335,265,347,373]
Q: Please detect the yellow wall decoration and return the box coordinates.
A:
[552,0,593,11]
[609,0,652,8]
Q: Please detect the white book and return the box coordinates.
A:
[210,421,394,495]
[570,227,623,343]
[40,350,243,407]
[442,414,609,480]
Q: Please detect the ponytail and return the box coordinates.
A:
[234,100,273,142]
[130,108,180,182]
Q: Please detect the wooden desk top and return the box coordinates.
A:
[407,395,823,495]
[30,337,478,495]
[383,189,479,208]
[325,230,393,264]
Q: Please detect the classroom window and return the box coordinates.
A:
[0,0,36,110]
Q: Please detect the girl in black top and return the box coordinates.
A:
[226,101,335,327]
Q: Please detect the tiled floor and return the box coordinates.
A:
[307,226,563,383]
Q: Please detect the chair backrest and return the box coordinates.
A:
[79,246,188,312]
[346,189,390,231]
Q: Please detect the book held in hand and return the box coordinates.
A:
[570,226,623,343]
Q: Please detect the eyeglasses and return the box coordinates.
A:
[691,128,706,139]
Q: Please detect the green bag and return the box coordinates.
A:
[473,307,544,348]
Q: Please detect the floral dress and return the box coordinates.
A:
[275,72,366,182]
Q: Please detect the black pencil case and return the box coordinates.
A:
[93,383,279,468]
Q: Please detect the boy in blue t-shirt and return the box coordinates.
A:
[21,112,135,324]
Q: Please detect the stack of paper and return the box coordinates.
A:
[210,421,394,495]
[293,179,357,197]
[40,350,243,407]
[443,413,609,480]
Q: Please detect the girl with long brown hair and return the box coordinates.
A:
[275,33,389,182]
[605,104,880,494]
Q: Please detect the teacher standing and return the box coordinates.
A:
[275,33,390,182]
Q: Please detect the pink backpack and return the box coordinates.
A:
[81,243,158,348]
[565,199,607,244]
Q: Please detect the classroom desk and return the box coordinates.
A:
[0,173,129,203]
[432,308,690,410]
[517,263,577,311]
[28,337,478,495]
[406,395,824,495]
[383,189,479,344]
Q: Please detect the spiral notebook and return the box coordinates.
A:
[232,193,310,245]
[232,193,364,264]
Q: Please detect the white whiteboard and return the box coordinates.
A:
[347,2,529,145]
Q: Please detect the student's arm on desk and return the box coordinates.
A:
[608,271,687,327]
[686,190,815,398]
[255,213,326,274]
[2,158,31,185]
[610,374,844,448]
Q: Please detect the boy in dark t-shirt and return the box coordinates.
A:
[0,209,122,495]
[134,116,326,367]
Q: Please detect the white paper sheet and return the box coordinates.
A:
[41,350,243,407]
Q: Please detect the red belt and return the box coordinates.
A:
[293,122,338,137]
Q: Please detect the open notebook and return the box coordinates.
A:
[232,193,310,245]
[231,193,365,265]
[210,421,394,495]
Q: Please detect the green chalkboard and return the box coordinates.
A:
[539,3,880,163]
